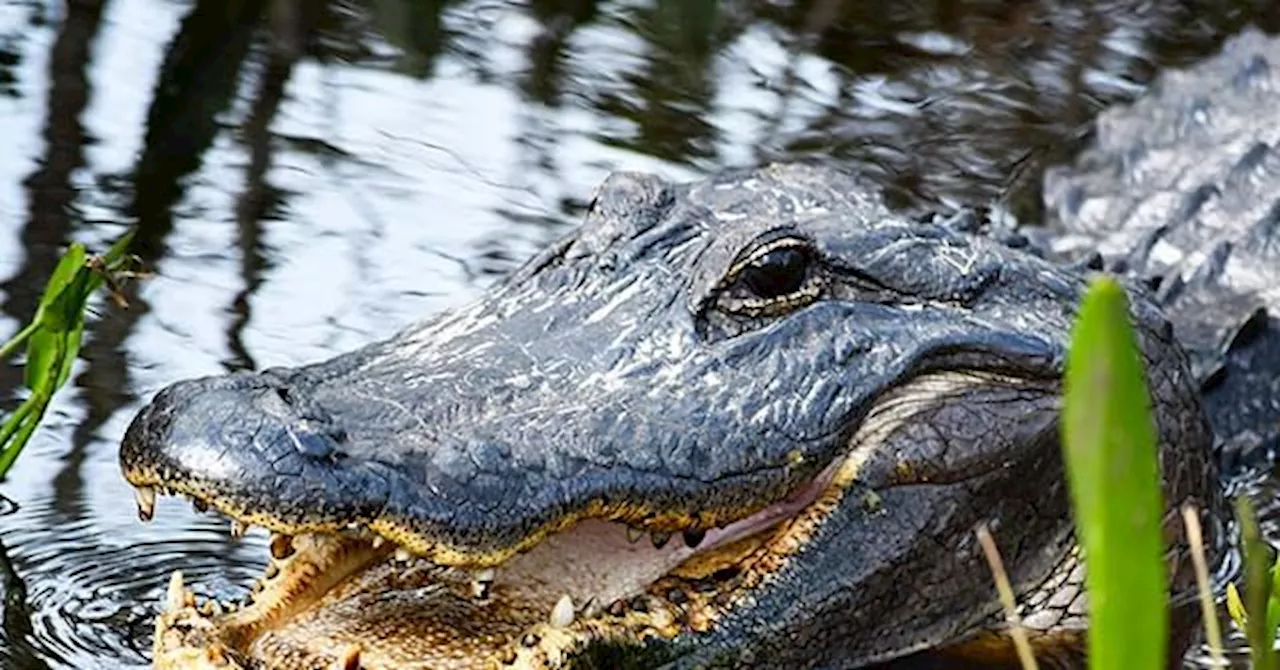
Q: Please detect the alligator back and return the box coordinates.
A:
[1042,28,1280,466]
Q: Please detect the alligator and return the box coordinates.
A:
[116,27,1280,670]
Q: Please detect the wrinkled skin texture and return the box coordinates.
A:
[125,165,1106,559]
[114,27,1280,670]
[121,161,1217,669]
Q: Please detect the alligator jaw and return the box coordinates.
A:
[140,458,849,669]
[133,366,1064,670]
[120,162,1128,667]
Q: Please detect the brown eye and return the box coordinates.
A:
[739,246,810,300]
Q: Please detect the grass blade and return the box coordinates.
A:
[1061,276,1167,670]
[1181,504,1225,666]
[1236,497,1277,670]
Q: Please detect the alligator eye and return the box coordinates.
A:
[740,246,810,299]
[717,237,822,317]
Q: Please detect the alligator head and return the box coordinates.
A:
[119,163,1217,669]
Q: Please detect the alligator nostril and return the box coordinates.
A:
[292,428,337,460]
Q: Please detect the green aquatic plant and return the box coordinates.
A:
[1061,275,1168,670]
[1227,497,1280,670]
[0,234,139,478]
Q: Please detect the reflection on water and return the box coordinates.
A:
[0,0,1277,667]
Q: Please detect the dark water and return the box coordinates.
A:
[0,1,1278,668]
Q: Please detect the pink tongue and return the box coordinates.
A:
[490,463,840,613]
[700,462,838,553]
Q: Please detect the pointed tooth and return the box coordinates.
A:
[230,519,250,539]
[135,487,156,522]
[208,599,224,616]
[650,531,671,549]
[470,565,496,598]
[625,526,644,544]
[270,534,295,560]
[682,528,706,548]
[394,547,412,562]
[371,536,386,550]
[165,571,187,611]
[263,562,279,580]
[337,644,362,670]
[549,594,575,628]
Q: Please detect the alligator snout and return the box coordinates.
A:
[120,372,391,531]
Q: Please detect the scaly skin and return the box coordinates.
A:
[114,25,1280,670]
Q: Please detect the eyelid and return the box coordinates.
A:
[722,235,813,286]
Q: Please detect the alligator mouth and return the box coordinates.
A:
[131,366,1061,669]
[141,450,854,669]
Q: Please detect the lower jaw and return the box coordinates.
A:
[155,461,852,670]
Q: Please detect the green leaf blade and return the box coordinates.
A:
[1061,276,1167,670]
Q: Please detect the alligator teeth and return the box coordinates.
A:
[625,526,644,544]
[230,519,250,539]
[270,533,295,560]
[337,644,362,670]
[549,594,575,628]
[263,561,279,580]
[371,536,386,550]
[165,570,189,612]
[650,531,671,549]
[135,487,156,522]
[394,547,413,562]
[470,567,496,600]
[682,528,705,548]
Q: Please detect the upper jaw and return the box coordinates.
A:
[140,363,1067,670]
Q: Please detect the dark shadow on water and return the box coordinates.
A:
[0,533,50,670]
[225,1,324,374]
[0,0,107,412]
[53,0,271,529]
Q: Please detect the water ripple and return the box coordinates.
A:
[3,507,266,668]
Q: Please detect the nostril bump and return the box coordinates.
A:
[291,426,337,460]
